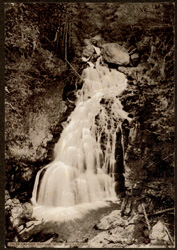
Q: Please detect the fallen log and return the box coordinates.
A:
[148,208,174,216]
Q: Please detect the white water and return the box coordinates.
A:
[31,55,129,222]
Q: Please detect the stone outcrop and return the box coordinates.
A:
[88,210,147,248]
[6,82,66,163]
[85,210,173,248]
[5,190,34,242]
[101,43,130,66]
[5,80,68,202]
[95,210,128,230]
[5,190,58,243]
[149,220,172,246]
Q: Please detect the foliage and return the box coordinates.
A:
[121,28,174,142]
[5,3,68,162]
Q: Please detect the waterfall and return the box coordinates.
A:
[31,55,130,222]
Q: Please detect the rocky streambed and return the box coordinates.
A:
[5,197,119,245]
[5,188,174,248]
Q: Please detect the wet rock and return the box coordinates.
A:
[18,220,55,242]
[149,221,171,245]
[10,204,23,220]
[82,44,95,58]
[22,202,33,220]
[95,210,127,230]
[101,43,130,66]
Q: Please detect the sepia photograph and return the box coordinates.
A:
[4,2,175,248]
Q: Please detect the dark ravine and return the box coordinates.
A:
[5,3,174,247]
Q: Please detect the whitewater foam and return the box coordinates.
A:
[31,50,129,222]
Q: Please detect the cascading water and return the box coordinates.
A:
[31,53,130,222]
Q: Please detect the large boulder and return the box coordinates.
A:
[101,43,130,66]
[95,210,127,230]
[149,221,171,246]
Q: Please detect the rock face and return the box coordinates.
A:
[101,43,130,66]
[5,80,68,202]
[6,83,66,163]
